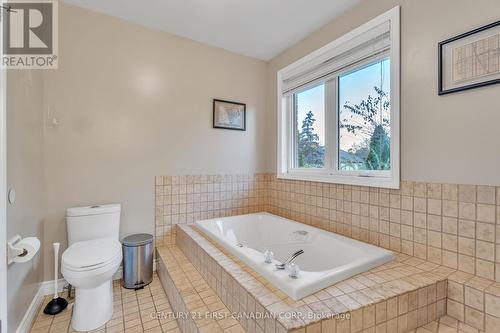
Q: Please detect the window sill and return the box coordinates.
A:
[277,172,400,189]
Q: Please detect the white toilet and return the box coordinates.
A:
[61,204,122,332]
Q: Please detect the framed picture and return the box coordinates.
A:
[439,20,500,95]
[213,99,246,131]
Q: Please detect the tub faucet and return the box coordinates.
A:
[275,249,304,270]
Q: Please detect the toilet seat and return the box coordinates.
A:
[62,238,121,272]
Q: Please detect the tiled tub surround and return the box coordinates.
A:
[174,224,450,332]
[157,245,246,333]
[155,174,271,247]
[155,174,500,331]
[156,174,500,282]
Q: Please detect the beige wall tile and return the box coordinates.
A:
[464,286,484,311]
[387,298,397,320]
[442,200,458,218]
[427,199,442,215]
[443,184,458,201]
[414,183,427,198]
[417,307,428,327]
[305,322,320,333]
[485,294,500,318]
[443,234,457,251]
[427,215,442,232]
[478,186,496,205]
[406,310,417,331]
[476,259,495,280]
[458,254,475,274]
[428,231,442,248]
[465,306,484,330]
[427,184,442,200]
[363,305,375,329]
[477,204,496,223]
[414,213,427,229]
[397,294,408,316]
[486,314,500,333]
[458,220,475,238]
[413,198,426,213]
[459,185,476,203]
[321,318,335,332]
[477,241,495,261]
[401,196,413,211]
[477,222,495,242]
[459,203,476,221]
[459,237,475,256]
[448,281,464,303]
[442,250,458,269]
[427,246,442,264]
[442,217,458,235]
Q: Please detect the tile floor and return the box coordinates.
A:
[29,274,180,333]
[27,273,489,333]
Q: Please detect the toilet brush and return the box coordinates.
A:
[44,243,68,315]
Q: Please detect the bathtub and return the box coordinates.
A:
[195,212,394,300]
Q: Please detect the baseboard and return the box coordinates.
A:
[16,260,158,333]
[15,284,44,333]
[40,278,66,296]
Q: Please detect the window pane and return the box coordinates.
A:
[338,58,390,171]
[294,84,325,168]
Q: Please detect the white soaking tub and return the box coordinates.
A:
[195,212,394,300]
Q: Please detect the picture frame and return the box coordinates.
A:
[212,99,246,131]
[439,20,500,95]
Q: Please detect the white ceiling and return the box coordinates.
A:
[63,0,361,60]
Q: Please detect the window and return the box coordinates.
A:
[277,7,400,188]
[338,58,390,171]
[294,83,325,168]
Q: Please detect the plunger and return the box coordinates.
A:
[44,243,68,315]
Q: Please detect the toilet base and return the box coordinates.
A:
[71,280,113,331]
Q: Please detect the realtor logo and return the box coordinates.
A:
[2,0,58,69]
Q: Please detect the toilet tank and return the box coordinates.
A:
[66,204,121,245]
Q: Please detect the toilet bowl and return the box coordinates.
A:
[62,203,121,331]
[62,238,122,331]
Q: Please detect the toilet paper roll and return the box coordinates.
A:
[13,237,40,263]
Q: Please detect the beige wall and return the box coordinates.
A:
[41,4,270,279]
[267,0,500,186]
[6,70,45,332]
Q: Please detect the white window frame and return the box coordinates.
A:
[277,6,400,189]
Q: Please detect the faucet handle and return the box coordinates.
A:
[264,250,274,264]
[288,263,300,279]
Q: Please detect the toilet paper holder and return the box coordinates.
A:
[8,235,30,265]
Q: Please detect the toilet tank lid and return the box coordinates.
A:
[67,204,121,217]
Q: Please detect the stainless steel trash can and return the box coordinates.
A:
[122,233,153,289]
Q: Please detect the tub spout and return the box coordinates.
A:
[275,249,304,270]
